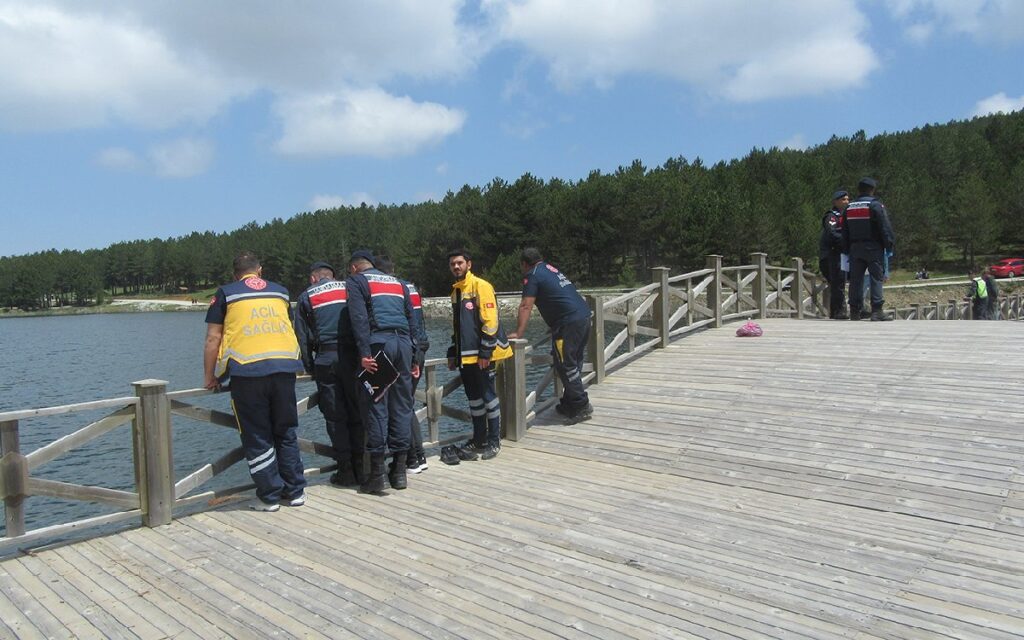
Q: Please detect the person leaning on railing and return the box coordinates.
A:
[203,250,307,512]
[508,247,593,424]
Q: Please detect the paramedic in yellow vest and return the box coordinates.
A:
[967,270,989,320]
[446,248,512,461]
[203,251,306,512]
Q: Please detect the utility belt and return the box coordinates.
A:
[317,343,338,352]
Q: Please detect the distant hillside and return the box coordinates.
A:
[2,110,1022,310]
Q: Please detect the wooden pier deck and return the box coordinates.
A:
[2,318,1023,639]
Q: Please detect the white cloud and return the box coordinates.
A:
[972,92,1024,117]
[904,22,935,43]
[147,138,214,178]
[94,147,141,171]
[0,3,244,131]
[436,162,450,175]
[0,0,482,151]
[308,193,377,211]
[778,134,808,151]
[884,0,1024,43]
[483,0,878,101]
[274,88,466,158]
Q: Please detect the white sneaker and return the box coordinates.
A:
[284,492,306,507]
[249,499,280,512]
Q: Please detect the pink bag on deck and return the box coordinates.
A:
[735,321,763,337]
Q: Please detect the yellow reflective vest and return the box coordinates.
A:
[207,274,302,379]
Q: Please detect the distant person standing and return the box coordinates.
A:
[819,190,849,319]
[203,251,306,511]
[967,270,990,320]
[346,250,418,494]
[508,248,593,423]
[841,177,895,322]
[293,261,364,486]
[447,248,511,461]
[983,268,999,320]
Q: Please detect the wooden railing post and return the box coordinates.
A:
[424,364,441,444]
[949,299,959,320]
[706,255,723,328]
[933,300,940,321]
[587,295,606,384]
[911,303,922,320]
[790,257,805,319]
[497,340,527,442]
[1,419,27,537]
[132,379,173,527]
[651,267,671,348]
[750,252,768,319]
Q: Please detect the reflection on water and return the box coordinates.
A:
[0,311,553,535]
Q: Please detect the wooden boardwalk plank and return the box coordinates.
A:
[1,319,1023,639]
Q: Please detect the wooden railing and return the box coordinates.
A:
[3,253,1018,551]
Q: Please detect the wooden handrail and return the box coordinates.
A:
[6,254,1015,552]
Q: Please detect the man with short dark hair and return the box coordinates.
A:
[203,251,306,511]
[346,249,419,494]
[294,260,364,486]
[509,248,593,423]
[447,248,511,460]
[841,177,896,322]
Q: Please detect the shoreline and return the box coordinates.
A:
[1,295,525,320]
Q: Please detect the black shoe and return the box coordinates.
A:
[406,454,427,474]
[860,310,872,320]
[563,403,594,425]
[439,445,460,465]
[833,313,849,320]
[480,443,500,460]
[554,404,571,417]
[849,311,861,321]
[358,454,388,495]
[330,460,357,486]
[870,311,893,322]
[388,453,408,490]
[455,441,480,461]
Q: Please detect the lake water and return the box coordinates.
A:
[0,311,553,536]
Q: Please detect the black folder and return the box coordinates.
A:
[357,350,399,403]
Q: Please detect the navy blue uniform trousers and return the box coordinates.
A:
[553,316,591,412]
[230,372,306,503]
[359,332,413,455]
[459,363,501,447]
[320,348,365,462]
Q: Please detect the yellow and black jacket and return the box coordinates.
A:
[206,274,303,380]
[447,270,511,367]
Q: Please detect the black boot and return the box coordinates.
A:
[870,310,892,322]
[388,452,408,490]
[351,452,368,485]
[330,457,357,486]
[359,453,387,494]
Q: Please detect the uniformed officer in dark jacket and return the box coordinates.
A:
[293,261,364,486]
[819,190,849,319]
[346,249,419,494]
[841,177,896,322]
[509,248,593,423]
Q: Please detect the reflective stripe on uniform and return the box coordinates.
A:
[248,446,277,474]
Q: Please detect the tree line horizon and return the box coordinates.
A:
[2,109,1022,310]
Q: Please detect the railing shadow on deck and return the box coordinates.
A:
[2,252,1021,554]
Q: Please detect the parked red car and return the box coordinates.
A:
[989,258,1024,278]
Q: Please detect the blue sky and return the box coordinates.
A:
[1,0,1022,258]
